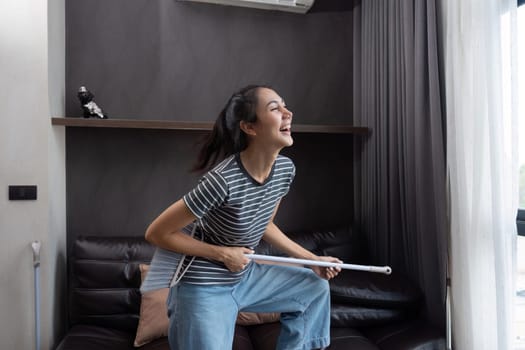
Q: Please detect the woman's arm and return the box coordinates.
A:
[262,201,341,280]
[145,199,253,272]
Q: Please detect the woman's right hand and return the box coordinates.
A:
[218,246,254,272]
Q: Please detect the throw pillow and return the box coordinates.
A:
[133,264,169,347]
[236,311,280,326]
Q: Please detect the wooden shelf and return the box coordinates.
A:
[52,117,213,131]
[51,117,370,135]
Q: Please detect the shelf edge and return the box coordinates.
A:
[51,117,370,135]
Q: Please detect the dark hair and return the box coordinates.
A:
[193,85,270,172]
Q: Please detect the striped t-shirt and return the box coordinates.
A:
[141,153,295,290]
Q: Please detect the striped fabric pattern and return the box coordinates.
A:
[141,153,295,290]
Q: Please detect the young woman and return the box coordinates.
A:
[142,85,341,350]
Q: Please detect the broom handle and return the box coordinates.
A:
[31,241,41,350]
[246,254,392,275]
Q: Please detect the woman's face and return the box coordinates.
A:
[250,87,294,150]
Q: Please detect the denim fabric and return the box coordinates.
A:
[166,262,331,350]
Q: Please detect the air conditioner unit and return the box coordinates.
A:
[177,0,315,14]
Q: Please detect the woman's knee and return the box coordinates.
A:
[313,278,330,299]
[298,270,330,303]
[307,271,329,292]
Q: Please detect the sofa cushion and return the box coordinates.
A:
[246,322,281,350]
[330,328,381,350]
[362,320,446,350]
[330,303,407,328]
[329,269,422,308]
[233,325,256,350]
[139,325,254,350]
[243,324,381,350]
[55,324,253,350]
[55,325,135,350]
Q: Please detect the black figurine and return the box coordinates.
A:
[77,86,108,119]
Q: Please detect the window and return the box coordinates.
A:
[517,0,525,233]
[516,2,525,348]
[519,0,525,223]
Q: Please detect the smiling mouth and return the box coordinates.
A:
[279,125,291,133]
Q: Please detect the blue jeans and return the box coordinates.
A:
[166,262,331,350]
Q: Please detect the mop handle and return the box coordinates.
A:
[32,241,41,267]
[246,254,392,275]
[31,241,41,350]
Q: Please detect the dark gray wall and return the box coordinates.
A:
[66,0,353,124]
[65,0,356,243]
[66,129,354,245]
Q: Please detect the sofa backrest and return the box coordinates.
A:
[68,236,155,333]
[67,227,364,333]
[256,227,368,264]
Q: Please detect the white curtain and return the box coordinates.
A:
[442,0,519,348]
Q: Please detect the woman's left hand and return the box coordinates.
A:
[311,256,342,280]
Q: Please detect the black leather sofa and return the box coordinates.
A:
[56,228,445,350]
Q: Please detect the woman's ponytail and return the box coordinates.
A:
[192,85,266,172]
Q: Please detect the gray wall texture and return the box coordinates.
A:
[65,0,356,243]
[66,129,354,245]
[66,0,353,123]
